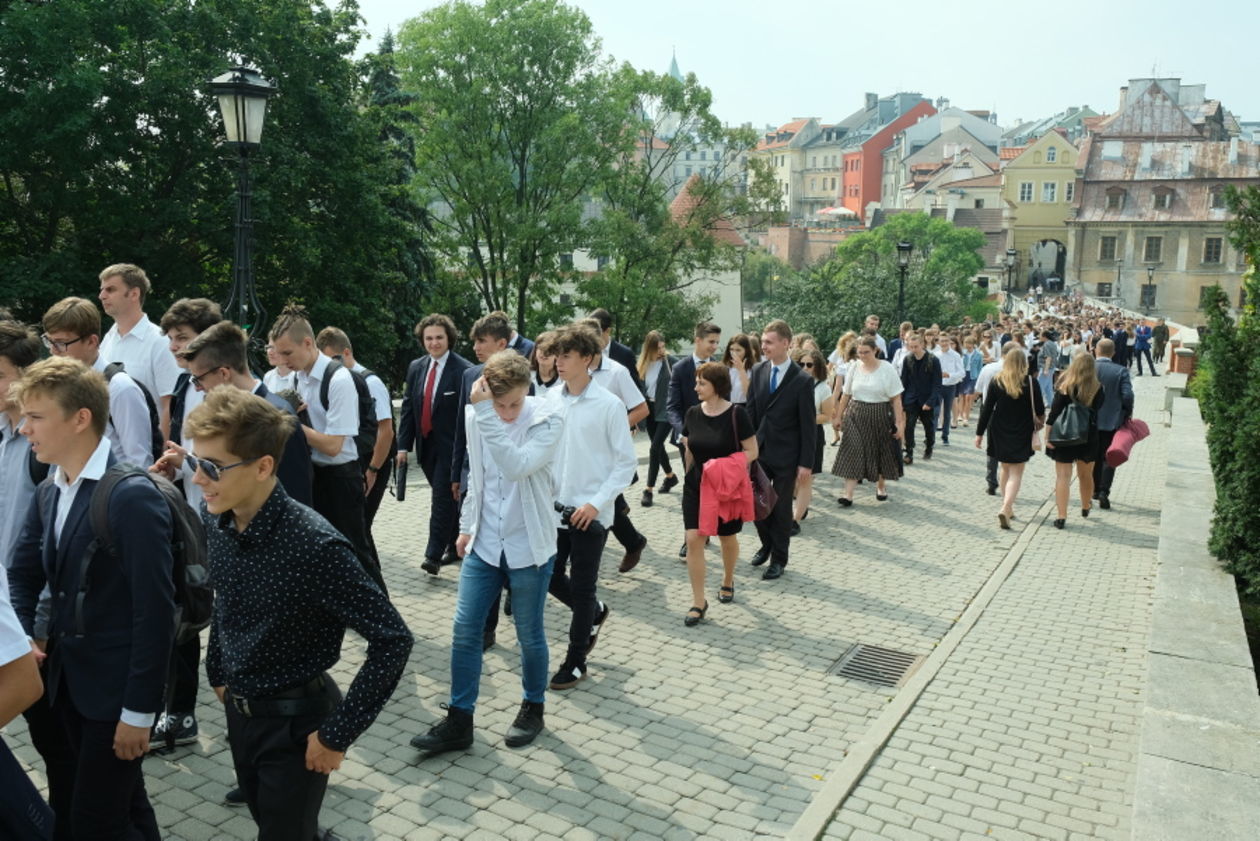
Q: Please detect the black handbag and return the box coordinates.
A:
[1049,399,1091,447]
[0,736,55,840]
[730,408,776,520]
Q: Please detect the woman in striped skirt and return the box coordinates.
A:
[831,337,906,505]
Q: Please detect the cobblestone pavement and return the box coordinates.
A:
[4,375,1170,840]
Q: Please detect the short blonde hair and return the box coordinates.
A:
[184,386,294,469]
[42,297,101,339]
[482,349,531,396]
[12,357,108,437]
[99,263,151,303]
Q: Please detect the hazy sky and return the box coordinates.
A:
[353,0,1258,130]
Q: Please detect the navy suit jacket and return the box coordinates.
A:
[397,352,472,471]
[746,359,816,475]
[1095,358,1134,431]
[666,355,716,437]
[255,383,314,507]
[9,455,176,721]
[509,333,535,359]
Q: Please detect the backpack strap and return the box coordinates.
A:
[74,465,142,638]
[319,358,342,413]
[169,372,191,445]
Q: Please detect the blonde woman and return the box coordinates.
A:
[975,346,1045,529]
[637,331,678,506]
[1044,354,1104,529]
[827,331,858,444]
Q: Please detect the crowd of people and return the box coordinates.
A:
[0,263,1151,841]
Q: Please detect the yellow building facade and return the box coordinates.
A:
[1000,132,1079,290]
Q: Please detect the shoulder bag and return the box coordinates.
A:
[1049,396,1092,448]
[731,407,776,520]
[1028,377,1043,451]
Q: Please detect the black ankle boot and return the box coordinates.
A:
[504,700,545,747]
[409,705,474,754]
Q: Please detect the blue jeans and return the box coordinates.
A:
[1038,372,1055,406]
[450,550,554,712]
[934,385,956,441]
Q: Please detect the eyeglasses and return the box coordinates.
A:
[188,454,259,482]
[189,366,227,391]
[41,334,86,353]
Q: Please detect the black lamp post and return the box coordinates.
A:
[1003,248,1017,313]
[210,66,277,351]
[896,241,912,324]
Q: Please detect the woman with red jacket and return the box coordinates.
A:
[680,362,758,626]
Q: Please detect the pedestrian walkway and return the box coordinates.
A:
[4,375,1178,840]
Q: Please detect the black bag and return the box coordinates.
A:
[102,362,165,463]
[1049,399,1091,448]
[0,736,55,840]
[168,371,192,446]
[83,466,211,645]
[318,359,380,470]
[729,408,776,521]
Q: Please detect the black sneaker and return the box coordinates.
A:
[790,521,801,536]
[640,489,654,507]
[409,705,474,754]
[504,701,545,747]
[549,660,587,690]
[586,603,610,657]
[149,712,198,749]
[224,787,247,807]
[660,475,679,494]
[923,448,933,460]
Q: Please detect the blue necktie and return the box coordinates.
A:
[770,365,779,393]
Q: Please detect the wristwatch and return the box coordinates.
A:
[366,464,381,473]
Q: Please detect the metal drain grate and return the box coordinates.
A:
[828,644,924,688]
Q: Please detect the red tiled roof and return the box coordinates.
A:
[999,146,1026,160]
[756,118,812,151]
[669,175,746,248]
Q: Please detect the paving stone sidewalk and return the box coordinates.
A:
[3,375,1171,840]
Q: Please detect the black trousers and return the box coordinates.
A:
[1135,348,1156,375]
[753,465,797,566]
[548,524,608,665]
[1094,428,1118,495]
[610,494,643,551]
[21,684,75,841]
[312,462,387,593]
[363,450,394,553]
[903,404,935,454]
[645,417,674,487]
[225,679,342,841]
[170,633,200,713]
[53,694,159,841]
[986,455,999,490]
[419,444,458,562]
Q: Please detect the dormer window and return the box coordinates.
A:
[1210,186,1227,209]
[1105,187,1126,210]
[1153,186,1173,210]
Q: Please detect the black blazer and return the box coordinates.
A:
[397,352,471,466]
[509,333,535,358]
[667,355,714,436]
[9,454,176,721]
[255,383,314,507]
[745,359,816,475]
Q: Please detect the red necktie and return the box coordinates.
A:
[420,361,437,438]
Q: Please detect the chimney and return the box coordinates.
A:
[865,92,878,111]
[1119,85,1129,111]
[1229,137,1239,165]
[1180,144,1193,176]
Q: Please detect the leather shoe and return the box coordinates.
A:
[750,547,770,567]
[986,484,997,496]
[421,557,441,576]
[619,537,647,573]
[790,521,801,536]
[762,562,784,580]
[1099,494,1111,510]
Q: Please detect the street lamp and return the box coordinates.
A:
[896,241,912,324]
[1003,248,1017,313]
[210,65,277,353]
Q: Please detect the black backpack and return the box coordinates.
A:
[168,371,192,446]
[102,362,165,463]
[318,359,380,470]
[80,466,212,645]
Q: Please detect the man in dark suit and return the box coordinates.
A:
[745,320,815,581]
[589,308,645,396]
[666,321,722,557]
[397,314,472,575]
[508,329,535,359]
[1092,338,1134,510]
[9,356,176,841]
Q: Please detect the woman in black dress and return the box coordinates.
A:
[975,346,1045,530]
[1044,353,1105,529]
[681,362,758,626]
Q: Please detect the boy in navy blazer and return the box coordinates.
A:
[9,356,175,841]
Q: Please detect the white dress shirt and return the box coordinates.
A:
[353,363,393,423]
[297,352,360,466]
[767,358,791,391]
[262,367,297,394]
[549,378,636,523]
[175,381,206,511]
[51,437,155,728]
[0,565,29,668]
[934,348,966,386]
[644,359,663,401]
[100,314,181,399]
[590,354,645,412]
[471,401,534,568]
[92,356,153,467]
[975,360,1004,400]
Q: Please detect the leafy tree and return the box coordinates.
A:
[753,211,994,343]
[742,249,798,303]
[395,0,630,337]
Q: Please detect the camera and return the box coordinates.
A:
[554,501,576,527]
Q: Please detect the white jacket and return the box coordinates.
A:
[458,396,565,567]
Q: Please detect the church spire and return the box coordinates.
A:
[668,48,682,82]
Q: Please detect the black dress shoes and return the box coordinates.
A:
[410,706,474,754]
[421,557,441,576]
[750,548,770,567]
[762,562,784,580]
[504,701,545,748]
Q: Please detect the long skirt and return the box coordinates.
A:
[832,400,904,482]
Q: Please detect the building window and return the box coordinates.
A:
[975,199,985,208]
[684,151,691,161]
[1106,191,1124,210]
[1203,237,1223,264]
[1153,191,1171,209]
[810,178,816,191]
[1065,182,1075,202]
[1096,282,1113,297]
[1046,146,1057,163]
[811,156,816,167]
[684,166,692,177]
[1018,182,1033,202]
[1099,236,1117,262]
[1042,182,1057,203]
[1143,236,1162,263]
[700,151,707,161]
[1140,284,1157,308]
[559,253,574,269]
[1210,188,1227,209]
[596,255,610,270]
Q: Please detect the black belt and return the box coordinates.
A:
[229,674,334,719]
